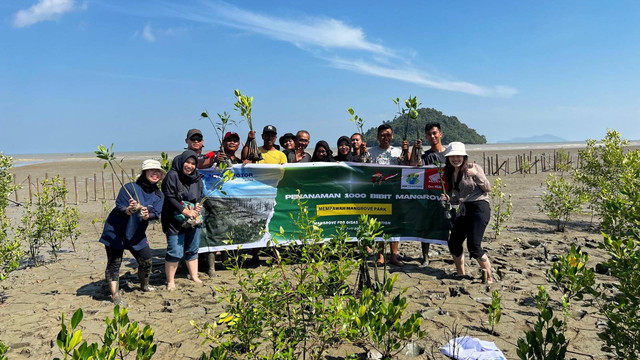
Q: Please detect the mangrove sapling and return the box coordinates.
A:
[193,195,357,360]
[95,144,141,212]
[201,110,236,167]
[233,89,262,162]
[19,176,73,263]
[347,107,371,163]
[0,154,22,280]
[342,274,426,360]
[405,96,423,166]
[0,342,7,360]
[516,286,569,360]
[538,174,587,232]
[354,214,386,295]
[489,177,512,238]
[488,290,502,335]
[392,96,422,165]
[54,306,156,360]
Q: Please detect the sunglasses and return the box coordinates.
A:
[189,137,203,142]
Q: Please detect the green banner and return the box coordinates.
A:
[199,162,449,253]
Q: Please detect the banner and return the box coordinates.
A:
[198,162,450,253]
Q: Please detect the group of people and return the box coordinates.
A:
[99,121,494,304]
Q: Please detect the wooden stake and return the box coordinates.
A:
[74,176,78,205]
[28,175,33,202]
[112,173,116,200]
[101,171,106,199]
[13,175,18,202]
[94,173,97,201]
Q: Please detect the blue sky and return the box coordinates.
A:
[1,0,638,154]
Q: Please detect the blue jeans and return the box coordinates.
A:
[165,227,201,262]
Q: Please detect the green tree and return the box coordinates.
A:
[0,154,22,280]
[538,174,586,232]
[363,107,486,146]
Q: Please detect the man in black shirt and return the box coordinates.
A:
[420,122,448,266]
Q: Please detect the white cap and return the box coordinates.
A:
[445,142,468,157]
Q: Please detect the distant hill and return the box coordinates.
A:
[362,108,486,147]
[497,134,567,143]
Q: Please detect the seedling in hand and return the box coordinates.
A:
[95,144,140,210]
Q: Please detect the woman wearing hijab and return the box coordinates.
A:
[442,142,494,284]
[99,159,166,305]
[161,150,204,290]
[311,140,336,162]
[333,136,356,162]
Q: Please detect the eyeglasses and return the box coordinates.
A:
[189,137,203,142]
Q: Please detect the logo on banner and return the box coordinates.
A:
[401,169,425,189]
[425,168,444,190]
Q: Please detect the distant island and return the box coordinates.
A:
[363,107,487,147]
[497,134,567,143]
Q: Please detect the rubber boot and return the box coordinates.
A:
[106,270,127,306]
[138,258,155,292]
[420,242,430,266]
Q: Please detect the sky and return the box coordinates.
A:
[0,0,639,154]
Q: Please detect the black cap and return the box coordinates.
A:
[263,125,277,134]
[186,129,202,139]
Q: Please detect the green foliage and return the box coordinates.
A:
[201,110,235,150]
[573,129,629,225]
[159,152,171,173]
[95,144,139,203]
[354,214,386,293]
[192,200,423,360]
[54,306,156,360]
[595,147,640,358]
[347,107,365,135]
[233,89,254,131]
[489,177,512,238]
[362,107,486,146]
[193,195,358,360]
[342,274,425,359]
[538,174,586,232]
[0,341,9,360]
[516,286,569,360]
[555,149,572,173]
[18,176,80,264]
[488,290,502,335]
[546,244,595,301]
[0,154,22,280]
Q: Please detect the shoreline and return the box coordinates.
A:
[7,140,640,166]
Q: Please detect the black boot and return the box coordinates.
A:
[138,258,154,292]
[420,242,430,266]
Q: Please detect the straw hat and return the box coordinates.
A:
[445,142,468,157]
[141,159,166,177]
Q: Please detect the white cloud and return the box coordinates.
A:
[171,2,393,56]
[142,23,156,42]
[163,1,517,97]
[13,0,75,28]
[328,58,518,98]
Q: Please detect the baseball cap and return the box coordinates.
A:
[224,131,240,141]
[186,129,203,139]
[262,125,277,134]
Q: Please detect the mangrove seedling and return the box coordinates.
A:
[95,144,140,209]
[234,89,262,162]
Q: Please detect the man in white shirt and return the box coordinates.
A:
[369,124,408,266]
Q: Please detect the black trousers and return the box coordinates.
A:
[104,245,152,282]
[448,201,490,259]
